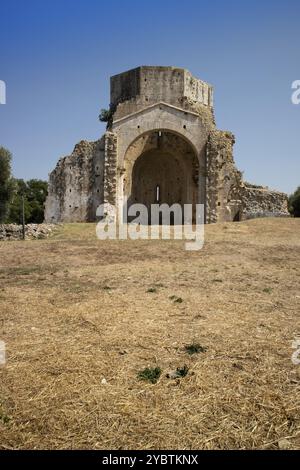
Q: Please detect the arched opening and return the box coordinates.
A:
[123,130,199,224]
[233,211,241,222]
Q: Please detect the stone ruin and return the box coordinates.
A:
[45,66,288,224]
[0,224,57,241]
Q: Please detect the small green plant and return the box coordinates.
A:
[167,365,189,379]
[0,412,10,424]
[185,343,207,355]
[147,287,157,293]
[263,287,273,294]
[98,108,111,122]
[212,278,223,283]
[169,295,183,303]
[98,105,116,129]
[175,365,189,378]
[137,367,162,384]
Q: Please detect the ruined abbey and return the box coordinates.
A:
[45,66,288,224]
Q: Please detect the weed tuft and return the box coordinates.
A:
[137,367,162,384]
[185,343,207,355]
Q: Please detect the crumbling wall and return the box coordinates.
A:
[206,133,289,223]
[242,185,289,219]
[206,130,244,223]
[0,224,57,241]
[45,138,105,223]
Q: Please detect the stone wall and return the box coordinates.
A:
[242,185,289,219]
[111,66,214,121]
[0,224,57,241]
[45,138,105,223]
[103,132,118,208]
[206,133,289,222]
[206,131,244,223]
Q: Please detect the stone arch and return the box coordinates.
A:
[123,126,200,163]
[112,103,208,168]
[122,129,201,223]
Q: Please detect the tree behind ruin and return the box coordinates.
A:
[0,147,15,223]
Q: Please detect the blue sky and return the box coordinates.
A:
[0,0,299,194]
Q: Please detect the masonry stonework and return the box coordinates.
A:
[45,66,289,224]
[242,184,288,219]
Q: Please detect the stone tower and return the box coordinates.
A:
[45,66,288,223]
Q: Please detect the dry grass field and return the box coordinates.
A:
[0,218,300,450]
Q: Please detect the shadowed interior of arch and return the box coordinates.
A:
[125,130,198,224]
